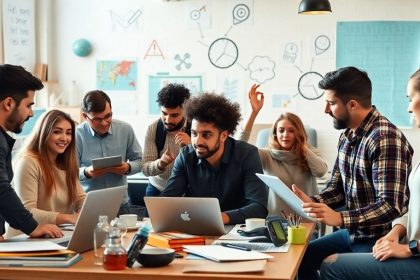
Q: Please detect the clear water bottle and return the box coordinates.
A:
[93,215,110,265]
[103,227,127,270]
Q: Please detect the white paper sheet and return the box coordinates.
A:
[183,245,273,262]
[0,241,66,252]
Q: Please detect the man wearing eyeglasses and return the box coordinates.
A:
[76,90,143,214]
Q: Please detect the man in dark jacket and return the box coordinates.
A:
[0,64,62,240]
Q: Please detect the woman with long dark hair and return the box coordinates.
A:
[7,110,85,237]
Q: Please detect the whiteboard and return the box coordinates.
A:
[2,0,35,71]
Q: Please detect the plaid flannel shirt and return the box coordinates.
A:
[313,107,413,241]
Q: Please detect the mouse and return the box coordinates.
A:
[248,237,272,243]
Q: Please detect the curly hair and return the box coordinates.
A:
[184,93,241,135]
[269,112,309,172]
[156,83,191,108]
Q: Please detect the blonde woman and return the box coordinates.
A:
[238,84,328,218]
[7,110,85,237]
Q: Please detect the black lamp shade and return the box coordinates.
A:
[298,0,332,15]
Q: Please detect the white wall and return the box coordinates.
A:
[41,0,420,169]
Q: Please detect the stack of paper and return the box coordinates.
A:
[0,241,81,267]
[216,224,290,253]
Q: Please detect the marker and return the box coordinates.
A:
[220,242,251,251]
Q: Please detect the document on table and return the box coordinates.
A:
[0,241,66,252]
[183,245,273,262]
[183,259,267,273]
[212,240,290,253]
[215,224,290,252]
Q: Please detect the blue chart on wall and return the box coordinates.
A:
[20,108,46,137]
[337,21,420,128]
[148,74,203,115]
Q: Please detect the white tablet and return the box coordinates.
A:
[91,155,122,169]
[256,173,316,222]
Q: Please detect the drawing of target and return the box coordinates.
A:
[190,6,204,21]
[233,4,250,25]
[174,53,192,71]
[314,35,330,55]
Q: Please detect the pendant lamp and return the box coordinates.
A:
[298,0,332,15]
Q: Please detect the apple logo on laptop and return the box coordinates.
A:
[180,211,191,221]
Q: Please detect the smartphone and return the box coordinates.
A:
[266,216,288,247]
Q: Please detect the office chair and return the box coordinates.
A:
[255,126,317,148]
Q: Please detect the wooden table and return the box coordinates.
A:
[0,223,314,280]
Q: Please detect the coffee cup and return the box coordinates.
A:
[119,214,138,228]
[245,218,266,231]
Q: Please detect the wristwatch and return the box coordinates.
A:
[408,240,419,256]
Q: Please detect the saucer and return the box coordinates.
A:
[126,221,142,231]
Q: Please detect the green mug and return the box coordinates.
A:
[287,226,306,244]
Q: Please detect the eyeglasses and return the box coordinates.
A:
[85,112,113,123]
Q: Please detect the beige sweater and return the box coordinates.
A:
[238,130,328,217]
[393,161,420,243]
[7,155,86,237]
[141,119,183,191]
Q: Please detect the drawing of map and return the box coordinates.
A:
[97,60,137,91]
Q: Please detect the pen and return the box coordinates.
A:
[220,242,251,251]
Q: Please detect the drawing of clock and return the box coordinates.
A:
[315,35,330,55]
[208,38,239,69]
[297,71,324,100]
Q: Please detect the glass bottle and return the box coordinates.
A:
[103,227,127,270]
[93,215,110,265]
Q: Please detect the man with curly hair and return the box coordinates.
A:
[161,93,268,224]
[142,84,191,197]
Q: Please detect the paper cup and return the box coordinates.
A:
[119,214,137,228]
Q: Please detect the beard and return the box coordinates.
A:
[6,107,29,134]
[330,110,350,130]
[194,139,221,159]
[164,118,185,132]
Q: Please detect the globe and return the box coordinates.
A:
[72,38,92,57]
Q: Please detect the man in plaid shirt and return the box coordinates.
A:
[294,67,413,280]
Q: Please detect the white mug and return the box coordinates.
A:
[245,218,266,231]
[119,214,138,228]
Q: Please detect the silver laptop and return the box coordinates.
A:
[10,186,127,253]
[144,197,226,236]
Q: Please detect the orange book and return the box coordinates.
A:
[147,231,205,250]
